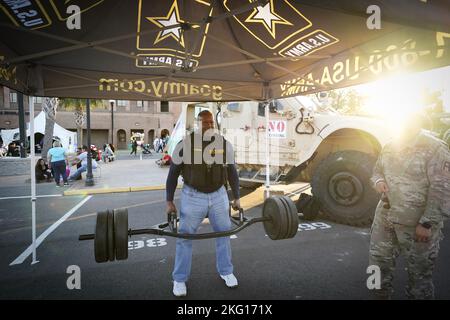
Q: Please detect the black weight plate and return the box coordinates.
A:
[262,197,279,240]
[114,208,129,260]
[304,196,320,221]
[296,193,312,212]
[280,196,296,239]
[107,210,115,262]
[278,197,291,240]
[273,197,288,240]
[94,211,108,263]
[281,196,299,239]
[262,196,287,240]
[296,193,320,221]
[279,196,294,239]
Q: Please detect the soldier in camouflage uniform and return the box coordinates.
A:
[369,113,450,299]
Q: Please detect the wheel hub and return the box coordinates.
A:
[328,172,364,206]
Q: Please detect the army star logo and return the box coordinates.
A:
[245,0,292,39]
[146,0,185,48]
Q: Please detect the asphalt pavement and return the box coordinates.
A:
[1,183,450,300]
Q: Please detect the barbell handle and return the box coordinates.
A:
[79,216,270,241]
[79,234,95,241]
[130,216,268,240]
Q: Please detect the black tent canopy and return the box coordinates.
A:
[0,0,449,102]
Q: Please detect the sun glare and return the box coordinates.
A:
[355,71,442,136]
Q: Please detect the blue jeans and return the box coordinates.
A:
[172,185,233,282]
[51,160,67,184]
[69,164,87,180]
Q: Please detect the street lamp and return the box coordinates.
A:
[109,100,115,146]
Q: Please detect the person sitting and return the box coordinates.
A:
[73,148,83,180]
[156,150,171,167]
[35,159,52,182]
[7,142,19,157]
[68,145,97,181]
[0,143,6,157]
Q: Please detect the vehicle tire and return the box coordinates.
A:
[311,150,378,227]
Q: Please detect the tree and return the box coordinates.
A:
[58,99,104,147]
[41,98,58,161]
[328,89,366,115]
[421,89,448,138]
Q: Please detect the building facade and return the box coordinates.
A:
[0,86,182,149]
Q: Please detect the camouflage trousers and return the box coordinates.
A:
[369,209,443,299]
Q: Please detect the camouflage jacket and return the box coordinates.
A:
[371,131,450,227]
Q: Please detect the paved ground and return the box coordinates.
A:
[1,182,450,300]
[1,151,449,300]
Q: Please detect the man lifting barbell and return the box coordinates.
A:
[78,109,299,296]
[166,110,241,297]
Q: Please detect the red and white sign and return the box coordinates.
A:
[268,120,287,138]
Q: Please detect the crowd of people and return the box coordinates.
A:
[0,142,20,157]
[4,130,171,187]
[28,140,116,186]
[128,131,172,166]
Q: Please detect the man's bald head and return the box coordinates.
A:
[198,110,214,134]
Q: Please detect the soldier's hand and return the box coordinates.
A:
[415,224,431,242]
[375,181,389,194]
[232,199,241,210]
[167,201,177,214]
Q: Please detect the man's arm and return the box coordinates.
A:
[419,144,450,226]
[371,152,385,188]
[371,149,389,194]
[225,141,240,208]
[166,141,184,214]
[227,164,240,201]
[166,162,182,202]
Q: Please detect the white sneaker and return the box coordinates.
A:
[173,281,187,297]
[220,274,238,288]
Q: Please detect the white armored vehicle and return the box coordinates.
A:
[169,96,390,226]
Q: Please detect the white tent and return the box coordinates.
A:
[0,112,77,153]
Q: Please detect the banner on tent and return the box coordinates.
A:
[136,0,213,69]
[276,29,450,98]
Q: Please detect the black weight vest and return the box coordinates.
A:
[181,132,228,193]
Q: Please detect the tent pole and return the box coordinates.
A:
[29,95,39,265]
[111,100,115,146]
[18,93,27,158]
[265,100,270,199]
[85,99,94,186]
